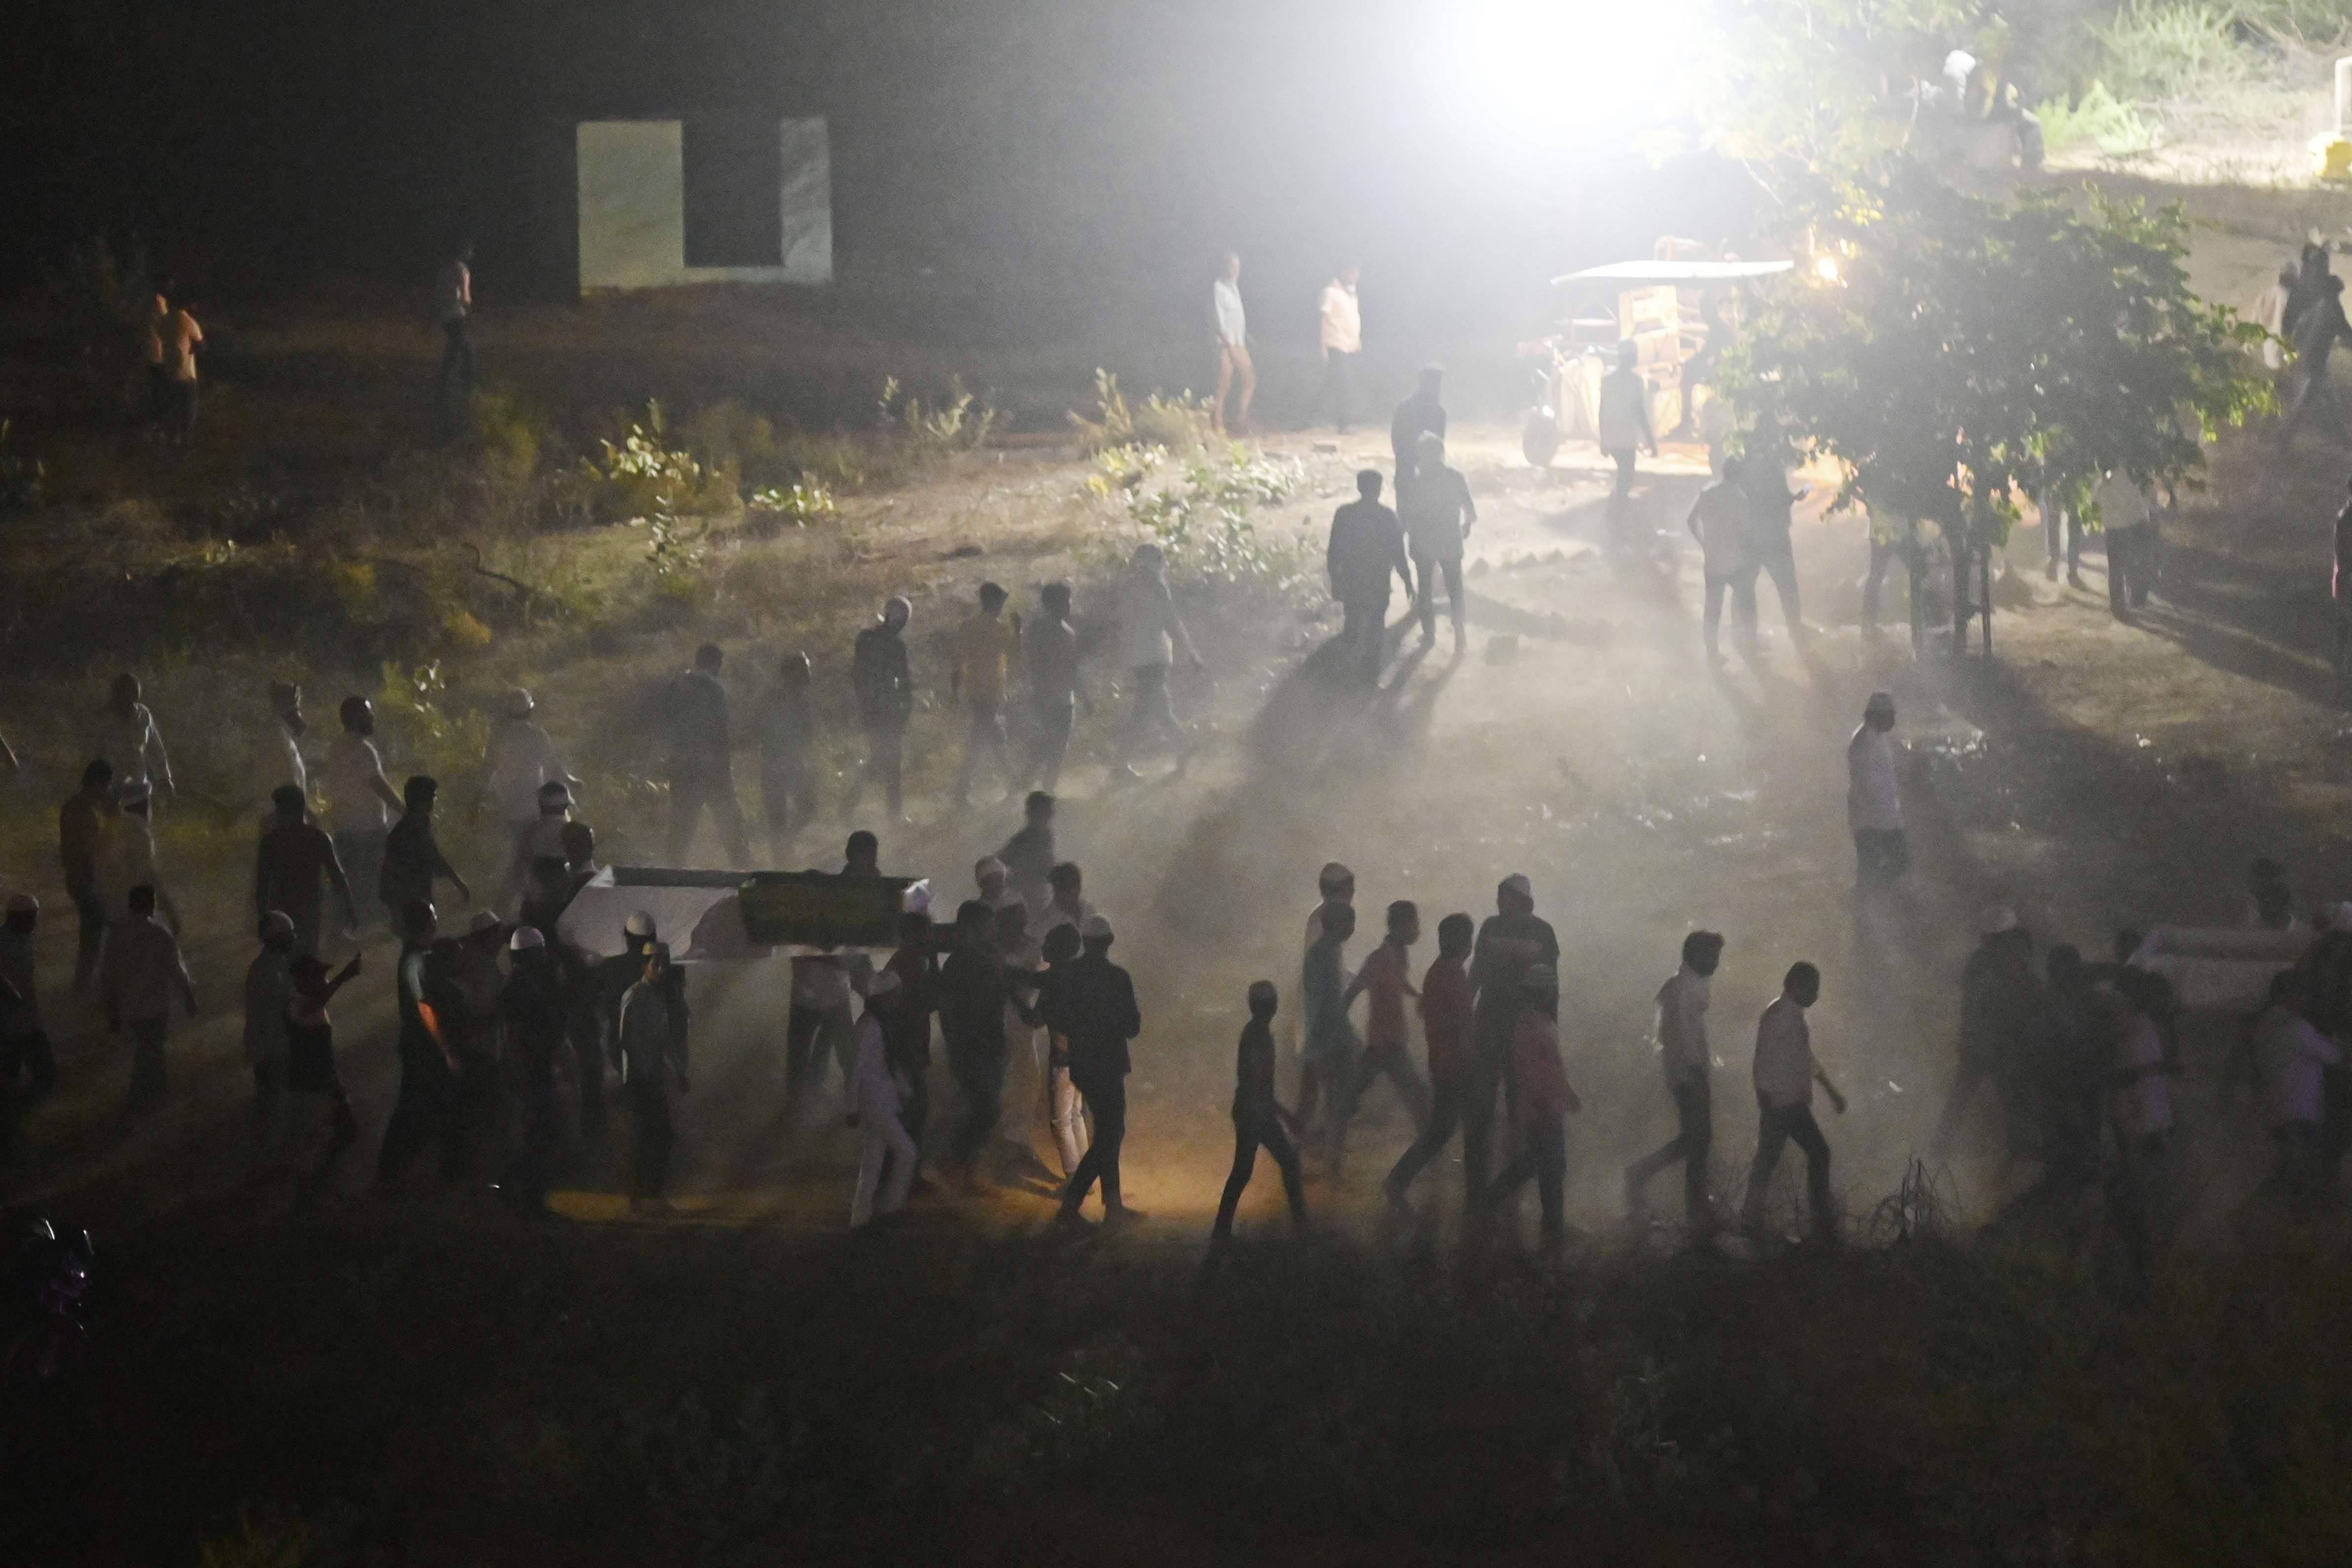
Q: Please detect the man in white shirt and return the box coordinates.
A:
[323,696,405,924]
[1847,692,1907,883]
[1625,930,1723,1230]
[1597,340,1658,536]
[1212,252,1254,436]
[1113,544,1202,778]
[265,680,309,803]
[1740,962,1846,1242]
[96,672,173,803]
[482,689,579,898]
[1316,265,1363,432]
[435,240,476,437]
[2094,469,2156,619]
[2252,970,2340,1193]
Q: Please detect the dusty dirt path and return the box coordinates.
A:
[14,418,2352,1250]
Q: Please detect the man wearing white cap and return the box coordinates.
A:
[1847,693,1907,883]
[593,911,663,1089]
[482,688,579,846]
[0,894,55,1166]
[1057,914,1145,1224]
[505,779,578,911]
[850,969,916,1227]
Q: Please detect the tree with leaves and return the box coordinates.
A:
[1710,166,2267,649]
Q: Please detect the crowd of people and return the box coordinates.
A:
[0,623,2344,1255]
[9,272,2352,1248]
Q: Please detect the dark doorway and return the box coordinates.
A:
[682,117,782,268]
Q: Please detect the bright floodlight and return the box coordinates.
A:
[1443,0,1698,144]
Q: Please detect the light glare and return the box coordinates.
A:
[1444,0,1697,145]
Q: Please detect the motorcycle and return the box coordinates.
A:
[1,1211,94,1393]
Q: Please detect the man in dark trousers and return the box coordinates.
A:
[1483,962,1580,1243]
[938,899,1037,1183]
[433,240,476,437]
[1598,340,1658,537]
[1740,962,1846,1244]
[1739,447,1808,637]
[2334,474,2352,688]
[1391,365,1447,485]
[1212,980,1308,1240]
[499,924,569,1212]
[1465,873,1559,1202]
[2281,273,2352,449]
[1326,469,1413,688]
[376,900,471,1188]
[255,784,357,959]
[59,760,115,994]
[379,775,470,928]
[881,907,941,1190]
[666,642,747,864]
[1056,914,1144,1226]
[1624,930,1722,1231]
[848,596,916,824]
[615,943,690,1211]
[1399,432,1477,649]
[1383,911,1476,1209]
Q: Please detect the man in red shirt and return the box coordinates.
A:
[1330,901,1431,1173]
[1484,963,1581,1242]
[1383,912,1476,1208]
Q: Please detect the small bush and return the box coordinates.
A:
[879,374,997,457]
[746,480,839,532]
[578,400,732,525]
[628,510,711,602]
[1068,369,1215,456]
[1125,445,1303,584]
[2037,81,2160,156]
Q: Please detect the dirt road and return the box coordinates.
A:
[17,416,2349,1251]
